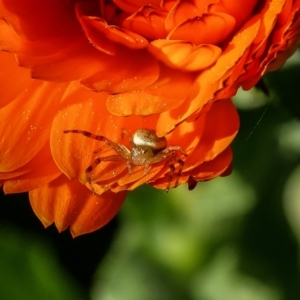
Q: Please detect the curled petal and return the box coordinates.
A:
[165,0,210,32]
[82,17,148,50]
[93,25,148,49]
[76,3,148,51]
[75,15,117,55]
[29,175,127,237]
[122,5,168,39]
[148,40,222,71]
[168,13,236,45]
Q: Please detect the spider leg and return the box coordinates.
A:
[64,129,132,160]
[159,146,187,190]
[141,152,173,192]
[85,155,126,193]
[65,129,134,192]
[163,152,186,192]
[121,129,134,148]
[64,130,107,142]
[174,156,185,188]
[160,145,187,157]
[143,147,186,191]
[93,145,107,154]
[64,129,123,152]
[165,155,176,193]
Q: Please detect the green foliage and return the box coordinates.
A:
[0,225,85,300]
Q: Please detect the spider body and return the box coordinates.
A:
[127,129,167,166]
[63,128,187,192]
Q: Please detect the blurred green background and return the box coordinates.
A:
[1,49,300,300]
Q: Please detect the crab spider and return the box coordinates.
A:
[63,128,187,192]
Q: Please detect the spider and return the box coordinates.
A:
[63,128,187,192]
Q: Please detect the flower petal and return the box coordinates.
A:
[106,65,197,115]
[210,0,257,30]
[2,143,61,193]
[76,4,148,52]
[0,77,67,172]
[242,0,300,87]
[189,146,233,180]
[74,1,117,55]
[253,0,286,44]
[70,189,127,237]
[191,99,239,163]
[0,51,32,109]
[165,0,208,32]
[0,19,23,52]
[0,0,78,41]
[160,99,239,180]
[1,0,141,83]
[168,13,236,45]
[0,0,102,82]
[29,175,127,237]
[148,40,222,71]
[151,146,233,190]
[122,5,168,40]
[80,50,159,93]
[114,0,161,15]
[156,15,261,135]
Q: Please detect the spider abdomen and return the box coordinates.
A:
[133,129,167,150]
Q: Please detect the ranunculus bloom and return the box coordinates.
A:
[0,0,299,236]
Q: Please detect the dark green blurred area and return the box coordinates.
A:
[1,50,300,300]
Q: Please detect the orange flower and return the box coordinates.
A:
[0,0,299,236]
